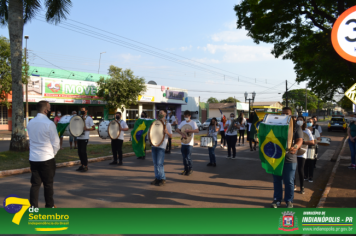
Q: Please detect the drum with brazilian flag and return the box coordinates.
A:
[131,118,155,157]
[258,123,289,176]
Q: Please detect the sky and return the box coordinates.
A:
[0,0,307,103]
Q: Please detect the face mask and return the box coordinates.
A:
[158,114,164,119]
[185,117,189,121]
[230,117,234,120]
[73,113,77,116]
[297,120,304,126]
[307,122,313,127]
[47,110,51,118]
[57,113,61,117]
[167,111,171,114]
[80,111,85,116]
[116,115,121,120]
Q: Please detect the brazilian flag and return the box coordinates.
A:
[258,123,289,176]
[131,119,155,157]
[57,122,69,137]
[249,113,260,140]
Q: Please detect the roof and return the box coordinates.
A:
[209,103,235,109]
[252,101,282,106]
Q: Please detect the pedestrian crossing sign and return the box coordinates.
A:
[345,83,356,104]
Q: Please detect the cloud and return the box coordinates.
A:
[180,45,193,51]
[211,30,249,43]
[119,53,141,62]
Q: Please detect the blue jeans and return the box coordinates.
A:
[151,147,166,180]
[181,145,193,171]
[273,162,297,203]
[69,135,77,143]
[349,138,356,165]
[208,141,217,164]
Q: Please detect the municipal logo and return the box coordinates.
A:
[278,211,299,231]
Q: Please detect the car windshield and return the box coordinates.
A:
[205,119,212,123]
[331,118,344,122]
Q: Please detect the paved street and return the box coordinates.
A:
[0,123,346,208]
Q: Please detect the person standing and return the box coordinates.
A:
[151,109,172,186]
[224,113,238,159]
[238,113,246,146]
[207,117,219,166]
[109,112,129,165]
[54,111,64,149]
[137,111,148,159]
[304,118,320,182]
[76,107,95,172]
[312,116,322,168]
[347,119,356,169]
[165,109,176,154]
[219,115,227,149]
[176,110,199,176]
[271,107,303,209]
[247,113,257,151]
[27,101,60,208]
[69,111,78,149]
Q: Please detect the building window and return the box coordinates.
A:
[0,106,8,125]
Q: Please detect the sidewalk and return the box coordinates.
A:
[323,138,356,208]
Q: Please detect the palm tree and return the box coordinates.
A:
[0,0,72,151]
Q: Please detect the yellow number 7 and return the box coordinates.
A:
[5,197,31,225]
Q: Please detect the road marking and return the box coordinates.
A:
[170,152,259,161]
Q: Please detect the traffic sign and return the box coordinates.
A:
[345,83,356,104]
[331,5,356,63]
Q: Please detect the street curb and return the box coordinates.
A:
[0,135,101,141]
[330,135,347,162]
[0,150,152,178]
[316,138,348,208]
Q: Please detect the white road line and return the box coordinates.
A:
[170,152,259,161]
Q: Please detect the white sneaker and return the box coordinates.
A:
[226,156,231,159]
[237,143,241,146]
[224,146,227,149]
[231,157,237,160]
[220,145,223,148]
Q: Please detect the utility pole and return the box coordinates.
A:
[98,52,106,74]
[285,80,288,107]
[305,84,307,116]
[234,96,237,117]
[199,96,201,121]
[24,35,29,127]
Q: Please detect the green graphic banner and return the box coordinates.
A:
[0,207,355,234]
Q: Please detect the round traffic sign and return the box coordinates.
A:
[332,5,356,63]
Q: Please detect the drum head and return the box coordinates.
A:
[297,132,310,155]
[181,124,193,144]
[108,120,121,139]
[69,115,85,137]
[149,120,165,147]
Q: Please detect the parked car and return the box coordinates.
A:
[328,117,347,132]
[192,119,203,131]
[202,117,221,130]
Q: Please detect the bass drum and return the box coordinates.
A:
[180,124,193,145]
[149,120,165,147]
[98,120,110,139]
[58,115,72,136]
[69,115,85,137]
[297,132,310,156]
[262,114,294,149]
[108,120,121,139]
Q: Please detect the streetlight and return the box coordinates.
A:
[245,91,256,117]
[296,105,303,116]
[24,35,29,127]
[98,52,106,74]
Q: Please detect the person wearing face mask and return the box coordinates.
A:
[76,107,95,172]
[69,111,78,149]
[207,117,219,166]
[218,115,227,149]
[109,112,129,165]
[165,109,176,154]
[294,116,314,195]
[150,109,173,186]
[176,110,199,176]
[137,112,148,159]
[304,118,320,182]
[54,111,64,149]
[224,113,238,159]
[27,101,60,208]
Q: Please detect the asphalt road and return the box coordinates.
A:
[0,122,346,208]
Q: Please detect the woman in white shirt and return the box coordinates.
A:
[295,116,314,194]
[304,118,320,182]
[237,113,246,146]
[207,117,219,166]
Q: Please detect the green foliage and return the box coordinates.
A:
[0,36,28,108]
[282,89,322,112]
[234,1,356,101]
[220,97,240,103]
[96,65,147,111]
[206,97,219,103]
[337,96,353,111]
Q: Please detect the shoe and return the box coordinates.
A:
[231,156,237,160]
[348,164,356,169]
[237,143,241,146]
[185,169,193,176]
[165,151,171,154]
[74,147,78,149]
[70,147,72,149]
[250,148,253,151]
[156,179,166,186]
[137,156,142,159]
[226,156,231,159]
[309,178,313,183]
[142,156,145,160]
[304,177,308,181]
[294,185,297,191]
[80,166,88,172]
[301,187,305,194]
[151,178,159,185]
[253,147,257,151]
[181,170,187,175]
[242,143,245,146]
[207,163,213,166]
[118,162,123,165]
[76,166,84,171]
[271,200,281,208]
[109,161,118,165]
[220,145,223,148]
[213,163,216,167]
[286,201,293,208]
[224,146,227,149]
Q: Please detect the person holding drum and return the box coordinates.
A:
[109,112,129,165]
[218,115,227,149]
[165,109,176,154]
[176,110,199,176]
[224,113,238,159]
[206,117,219,166]
[150,109,173,186]
[69,111,78,149]
[76,107,95,172]
[54,111,64,149]
[304,118,320,182]
[237,113,246,146]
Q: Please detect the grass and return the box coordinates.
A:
[0,142,150,171]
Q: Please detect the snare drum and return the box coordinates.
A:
[200,136,213,147]
[98,120,111,139]
[307,147,315,160]
[318,137,331,146]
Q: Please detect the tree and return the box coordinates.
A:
[96,65,146,111]
[234,1,356,101]
[337,96,352,111]
[0,36,29,108]
[0,0,72,151]
[220,97,240,103]
[282,89,322,112]
[206,97,219,103]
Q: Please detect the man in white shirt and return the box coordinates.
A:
[312,116,322,168]
[224,113,238,159]
[109,112,129,165]
[151,109,172,186]
[76,107,95,172]
[27,101,60,208]
[176,110,199,176]
[165,109,176,154]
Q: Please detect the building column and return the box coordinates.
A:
[176,105,181,124]
[153,104,156,119]
[138,103,143,118]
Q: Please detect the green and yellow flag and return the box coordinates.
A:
[258,123,289,176]
[249,113,260,140]
[131,119,155,157]
[56,121,69,137]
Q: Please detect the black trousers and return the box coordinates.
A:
[220,131,226,146]
[295,157,306,189]
[29,158,56,208]
[247,131,256,148]
[166,138,172,152]
[238,130,245,144]
[226,135,237,157]
[111,139,123,162]
[304,159,314,179]
[78,139,88,166]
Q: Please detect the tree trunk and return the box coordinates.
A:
[8,0,28,151]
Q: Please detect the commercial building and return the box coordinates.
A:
[208,102,249,119]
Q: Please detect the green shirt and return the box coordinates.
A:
[350,123,356,137]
